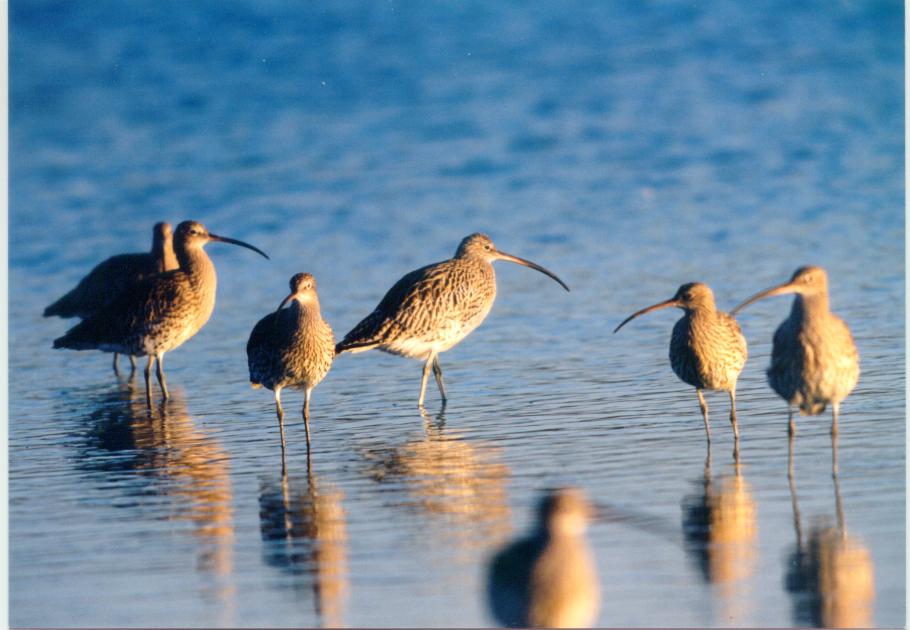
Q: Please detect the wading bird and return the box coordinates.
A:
[54,220,268,406]
[247,273,335,465]
[487,487,600,628]
[44,221,179,373]
[335,233,569,406]
[732,266,859,437]
[614,283,748,442]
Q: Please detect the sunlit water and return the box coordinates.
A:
[10,1,903,627]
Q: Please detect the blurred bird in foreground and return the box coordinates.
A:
[487,487,599,628]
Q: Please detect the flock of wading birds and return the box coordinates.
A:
[45,219,861,627]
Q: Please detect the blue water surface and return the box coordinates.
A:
[10,1,904,627]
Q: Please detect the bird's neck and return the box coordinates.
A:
[155,239,179,273]
[686,302,717,320]
[178,245,217,290]
[792,292,830,321]
[290,297,322,322]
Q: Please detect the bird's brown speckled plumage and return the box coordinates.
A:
[248,274,334,392]
[615,282,748,441]
[488,488,599,628]
[247,273,335,463]
[44,222,179,373]
[54,220,268,406]
[336,233,569,406]
[44,221,178,319]
[733,266,859,435]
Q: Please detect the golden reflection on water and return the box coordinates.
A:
[365,408,512,560]
[86,379,237,625]
[130,388,236,624]
[682,447,757,623]
[259,466,349,628]
[785,436,875,628]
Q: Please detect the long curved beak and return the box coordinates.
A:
[731,281,797,316]
[494,250,570,292]
[613,297,680,333]
[274,293,294,315]
[209,232,270,259]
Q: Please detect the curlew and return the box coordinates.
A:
[732,266,859,437]
[44,221,179,373]
[335,233,569,406]
[54,220,268,407]
[614,283,748,442]
[487,487,600,628]
[247,273,335,466]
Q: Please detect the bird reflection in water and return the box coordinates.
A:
[364,407,512,561]
[785,436,875,628]
[681,446,757,623]
[80,382,236,624]
[259,462,348,628]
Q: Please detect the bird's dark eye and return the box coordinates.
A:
[484,244,492,251]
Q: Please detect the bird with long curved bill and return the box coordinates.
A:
[614,282,748,442]
[335,233,569,407]
[247,273,335,468]
[44,221,179,374]
[54,220,269,407]
[731,265,859,437]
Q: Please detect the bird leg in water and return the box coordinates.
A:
[728,387,740,440]
[274,388,287,473]
[418,355,433,407]
[696,389,711,441]
[144,356,154,408]
[788,408,796,437]
[831,401,840,437]
[303,387,313,456]
[129,354,137,373]
[155,353,169,400]
[432,356,448,402]
[113,353,121,375]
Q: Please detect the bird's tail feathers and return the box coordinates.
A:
[53,319,104,350]
[43,294,85,319]
[335,339,380,355]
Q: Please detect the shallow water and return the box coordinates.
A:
[9,1,904,627]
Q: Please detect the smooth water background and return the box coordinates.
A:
[10,1,904,627]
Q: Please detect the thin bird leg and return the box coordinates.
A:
[432,355,448,402]
[129,355,137,374]
[696,389,711,442]
[831,402,840,478]
[275,388,287,475]
[831,401,839,437]
[728,386,740,441]
[833,446,845,538]
[303,387,313,458]
[417,355,433,407]
[144,355,154,408]
[113,353,121,375]
[155,353,169,400]
[788,432,803,550]
[787,408,796,437]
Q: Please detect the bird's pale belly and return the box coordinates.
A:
[381,311,489,359]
